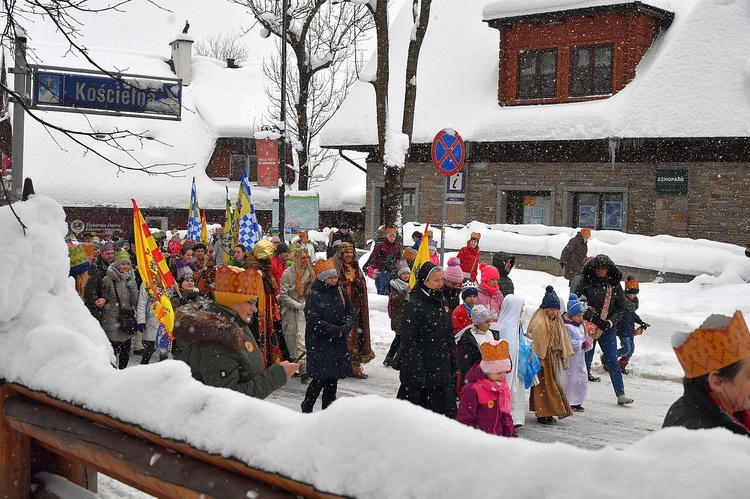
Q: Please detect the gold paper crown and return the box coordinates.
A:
[386,227,397,235]
[314,258,336,275]
[470,232,481,241]
[480,339,510,362]
[252,240,275,260]
[299,230,308,238]
[214,265,262,306]
[674,311,750,378]
[338,242,354,253]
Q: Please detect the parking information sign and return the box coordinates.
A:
[431,128,465,176]
[445,171,466,204]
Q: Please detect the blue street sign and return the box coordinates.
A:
[31,68,181,119]
[431,129,465,176]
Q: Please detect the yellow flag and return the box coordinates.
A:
[222,187,233,263]
[409,222,431,289]
[201,209,208,245]
[132,199,176,337]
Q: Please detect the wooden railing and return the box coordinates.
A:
[1,380,344,499]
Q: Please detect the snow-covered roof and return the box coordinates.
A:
[10,1,365,213]
[482,0,674,20]
[320,0,750,148]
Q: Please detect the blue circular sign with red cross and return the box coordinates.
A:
[431,129,465,176]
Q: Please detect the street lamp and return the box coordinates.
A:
[278,0,288,240]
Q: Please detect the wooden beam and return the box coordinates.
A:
[0,382,31,499]
[8,384,346,499]
[4,396,292,498]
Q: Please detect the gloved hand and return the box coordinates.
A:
[642,323,651,330]
[592,316,611,331]
[137,323,146,332]
[583,309,596,322]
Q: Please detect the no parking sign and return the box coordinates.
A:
[431,129,465,176]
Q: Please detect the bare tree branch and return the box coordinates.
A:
[232,0,372,190]
[194,31,250,65]
[0,0,198,176]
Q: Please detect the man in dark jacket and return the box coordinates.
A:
[301,259,356,413]
[491,251,516,296]
[327,223,355,258]
[83,242,116,323]
[574,254,633,405]
[397,262,458,418]
[173,266,297,399]
[663,311,750,437]
[560,229,590,281]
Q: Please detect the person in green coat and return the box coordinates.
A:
[173,265,299,399]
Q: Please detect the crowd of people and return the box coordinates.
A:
[65,225,750,438]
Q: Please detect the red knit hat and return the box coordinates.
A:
[479,262,499,282]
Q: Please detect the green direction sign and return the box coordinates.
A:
[655,169,688,194]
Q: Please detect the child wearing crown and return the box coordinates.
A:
[456,339,517,437]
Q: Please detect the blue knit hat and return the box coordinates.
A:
[567,293,585,317]
[461,286,478,300]
[540,285,561,309]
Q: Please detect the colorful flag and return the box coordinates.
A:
[187,176,201,241]
[409,222,431,289]
[233,169,262,250]
[200,209,208,245]
[222,187,234,263]
[132,199,176,337]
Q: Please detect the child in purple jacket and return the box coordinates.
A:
[456,339,517,437]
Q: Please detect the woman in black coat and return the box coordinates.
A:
[574,254,633,405]
[397,262,458,418]
[301,260,356,413]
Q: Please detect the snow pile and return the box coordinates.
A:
[1,196,750,498]
[401,221,750,281]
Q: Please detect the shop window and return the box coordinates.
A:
[506,191,552,225]
[518,49,557,100]
[570,44,613,97]
[574,192,623,230]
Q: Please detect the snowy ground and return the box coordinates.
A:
[101,268,698,497]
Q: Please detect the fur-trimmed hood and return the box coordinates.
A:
[581,254,622,284]
[172,302,243,351]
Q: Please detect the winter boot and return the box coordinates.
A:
[619,359,629,374]
[617,394,634,405]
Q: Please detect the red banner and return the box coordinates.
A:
[256,138,279,187]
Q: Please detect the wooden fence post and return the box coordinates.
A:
[0,381,31,499]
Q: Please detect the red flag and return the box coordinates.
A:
[0,153,9,177]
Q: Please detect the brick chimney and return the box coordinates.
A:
[169,34,193,86]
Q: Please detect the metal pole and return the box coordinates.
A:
[10,28,28,203]
[440,176,447,266]
[277,0,288,240]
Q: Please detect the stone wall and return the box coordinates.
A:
[365,159,749,248]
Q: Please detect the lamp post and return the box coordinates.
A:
[277,0,288,240]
